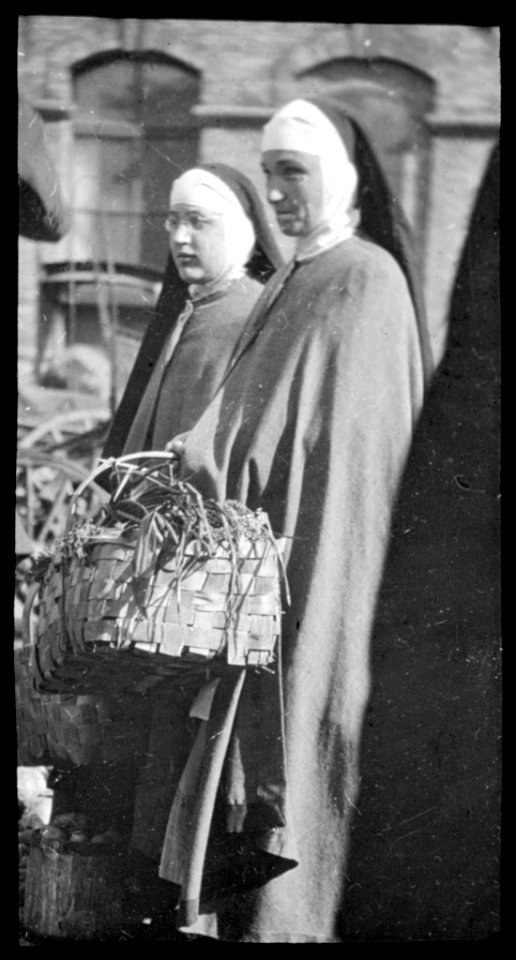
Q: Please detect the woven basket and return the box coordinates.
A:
[30,453,285,696]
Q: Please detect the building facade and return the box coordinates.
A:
[18,18,500,379]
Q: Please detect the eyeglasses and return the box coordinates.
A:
[164,211,222,233]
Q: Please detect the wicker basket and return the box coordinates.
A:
[30,454,285,697]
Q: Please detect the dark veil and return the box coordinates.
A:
[309,97,434,386]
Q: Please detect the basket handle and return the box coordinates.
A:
[21,581,40,650]
[67,451,179,525]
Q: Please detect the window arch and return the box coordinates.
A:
[69,49,201,272]
[297,57,435,260]
[34,50,202,404]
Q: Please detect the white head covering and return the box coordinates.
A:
[261,99,358,260]
[169,168,256,295]
[170,168,244,214]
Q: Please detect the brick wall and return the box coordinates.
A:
[18,19,500,367]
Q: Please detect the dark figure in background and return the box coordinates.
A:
[18,97,71,244]
[342,143,500,940]
[17,98,71,559]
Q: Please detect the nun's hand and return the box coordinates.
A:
[165,432,189,471]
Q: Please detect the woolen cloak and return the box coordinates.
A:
[121,274,265,452]
[162,233,428,942]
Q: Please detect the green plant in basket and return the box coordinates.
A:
[97,456,287,600]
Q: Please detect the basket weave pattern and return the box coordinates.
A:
[34,535,281,695]
[29,454,285,696]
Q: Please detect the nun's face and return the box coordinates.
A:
[166,203,230,283]
[261,150,325,236]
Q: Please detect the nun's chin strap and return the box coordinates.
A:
[188,266,246,303]
[295,209,359,263]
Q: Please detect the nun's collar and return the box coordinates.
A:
[295,208,359,262]
[188,268,247,303]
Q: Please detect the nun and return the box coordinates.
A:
[99,163,281,914]
[102,163,282,458]
[145,100,434,942]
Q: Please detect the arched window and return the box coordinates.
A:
[297,58,435,263]
[35,51,201,405]
[70,49,201,272]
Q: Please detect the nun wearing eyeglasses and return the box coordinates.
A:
[102,164,282,458]
[150,99,435,943]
